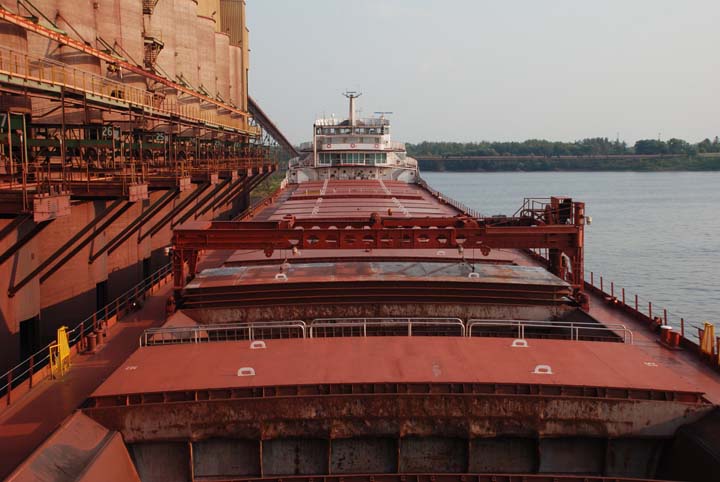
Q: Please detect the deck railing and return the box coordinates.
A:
[0,44,257,135]
[416,178,483,218]
[0,263,172,406]
[140,321,307,346]
[138,316,633,347]
[310,317,466,338]
[527,247,718,365]
[468,319,632,344]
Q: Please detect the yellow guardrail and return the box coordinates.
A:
[700,321,715,356]
[49,326,70,379]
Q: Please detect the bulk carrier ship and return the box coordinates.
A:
[2,3,720,482]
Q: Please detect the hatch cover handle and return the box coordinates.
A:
[532,364,553,375]
[511,339,528,348]
[237,367,256,377]
[275,273,288,281]
[250,340,266,350]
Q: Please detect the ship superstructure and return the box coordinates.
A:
[288,92,418,183]
[2,95,720,482]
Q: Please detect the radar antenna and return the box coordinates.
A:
[343,91,362,125]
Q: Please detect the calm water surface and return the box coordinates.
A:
[423,171,720,328]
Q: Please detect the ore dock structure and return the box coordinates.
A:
[2,2,720,482]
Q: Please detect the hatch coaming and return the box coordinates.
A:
[81,336,712,480]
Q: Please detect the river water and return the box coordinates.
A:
[422,171,720,330]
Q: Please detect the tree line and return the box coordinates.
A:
[407,137,720,158]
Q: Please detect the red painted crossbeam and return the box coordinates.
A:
[173,224,581,252]
[171,214,585,294]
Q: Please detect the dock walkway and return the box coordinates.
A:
[0,284,171,479]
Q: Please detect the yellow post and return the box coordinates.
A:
[701,322,715,356]
[49,326,71,379]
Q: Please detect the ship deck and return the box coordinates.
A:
[3,178,720,479]
[90,336,703,400]
[250,179,461,221]
[174,178,720,403]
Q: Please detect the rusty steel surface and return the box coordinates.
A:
[87,380,706,409]
[181,302,568,328]
[6,411,141,482]
[172,219,582,253]
[83,390,711,443]
[172,474,664,482]
[188,262,567,286]
[223,247,525,266]
[89,337,704,398]
[179,262,572,310]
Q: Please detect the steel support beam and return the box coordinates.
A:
[90,189,179,261]
[0,214,31,245]
[9,199,124,296]
[40,202,134,283]
[172,212,585,292]
[196,175,250,217]
[138,183,211,242]
[206,169,271,220]
[248,97,299,157]
[0,220,52,266]
[172,178,233,228]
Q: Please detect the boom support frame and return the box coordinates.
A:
[172,197,587,306]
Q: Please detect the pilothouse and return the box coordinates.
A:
[287,92,419,183]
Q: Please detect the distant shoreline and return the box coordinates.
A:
[416,155,720,172]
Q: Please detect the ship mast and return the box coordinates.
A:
[343,91,362,126]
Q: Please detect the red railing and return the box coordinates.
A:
[528,247,718,367]
[416,178,483,218]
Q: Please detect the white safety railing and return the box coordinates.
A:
[138,317,633,348]
[139,317,467,346]
[309,317,465,338]
[140,321,307,346]
[467,319,633,344]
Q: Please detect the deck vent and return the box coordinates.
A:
[237,367,256,377]
[532,364,553,375]
[511,339,529,348]
[250,341,266,350]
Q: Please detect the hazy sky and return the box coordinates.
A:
[247,1,719,145]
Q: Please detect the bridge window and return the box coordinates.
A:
[318,152,387,166]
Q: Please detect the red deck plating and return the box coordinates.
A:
[91,337,704,398]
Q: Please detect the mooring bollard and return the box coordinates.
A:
[87,332,97,352]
